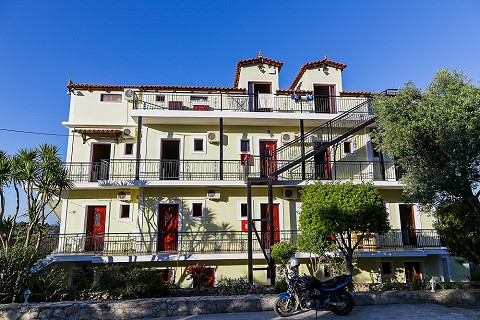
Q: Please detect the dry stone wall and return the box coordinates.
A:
[1,290,479,320]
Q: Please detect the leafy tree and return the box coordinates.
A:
[270,241,296,277]
[297,228,347,277]
[299,182,390,274]
[0,144,72,302]
[372,69,480,265]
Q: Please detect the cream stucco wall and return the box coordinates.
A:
[237,64,280,91]
[293,68,343,93]
[69,90,135,126]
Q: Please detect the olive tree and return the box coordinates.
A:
[372,69,480,265]
[299,182,390,274]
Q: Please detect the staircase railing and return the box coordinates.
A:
[245,98,375,178]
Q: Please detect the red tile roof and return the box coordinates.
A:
[67,79,245,93]
[340,90,373,97]
[276,89,313,94]
[233,52,283,88]
[73,129,123,134]
[289,56,347,90]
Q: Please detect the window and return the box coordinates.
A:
[120,204,130,219]
[124,143,134,156]
[240,203,248,218]
[100,93,122,103]
[342,139,355,156]
[155,95,165,102]
[240,139,250,153]
[382,262,393,275]
[191,136,206,153]
[194,138,204,152]
[189,201,205,220]
[343,141,352,154]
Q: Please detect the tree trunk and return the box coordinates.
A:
[345,252,354,275]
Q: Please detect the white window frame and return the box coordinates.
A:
[342,138,356,157]
[237,200,248,220]
[381,260,394,277]
[188,200,206,220]
[191,136,207,154]
[99,93,122,103]
[118,203,132,221]
[239,137,252,154]
[123,142,136,157]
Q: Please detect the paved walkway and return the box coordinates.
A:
[148,303,480,320]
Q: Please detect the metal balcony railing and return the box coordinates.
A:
[132,92,370,114]
[247,98,374,178]
[64,160,400,182]
[47,229,443,256]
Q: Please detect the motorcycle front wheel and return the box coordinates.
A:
[330,291,354,316]
[274,297,296,317]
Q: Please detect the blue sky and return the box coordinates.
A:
[1,0,480,220]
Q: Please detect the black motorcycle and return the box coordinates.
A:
[274,270,354,317]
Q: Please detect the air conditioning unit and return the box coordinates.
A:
[206,188,221,200]
[283,188,298,200]
[281,132,296,144]
[122,127,136,139]
[207,131,220,143]
[117,191,131,201]
[123,88,136,101]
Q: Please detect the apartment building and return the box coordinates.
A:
[55,53,470,287]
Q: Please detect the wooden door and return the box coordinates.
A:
[161,140,180,179]
[404,262,421,282]
[248,82,272,112]
[85,206,106,251]
[314,143,331,180]
[314,85,336,113]
[260,203,280,249]
[399,204,417,246]
[158,204,179,251]
[90,144,111,182]
[259,141,277,178]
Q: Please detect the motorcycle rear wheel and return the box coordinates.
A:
[274,297,296,317]
[330,291,354,316]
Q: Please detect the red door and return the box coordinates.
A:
[85,206,106,251]
[400,204,417,246]
[314,143,332,180]
[158,204,179,251]
[260,203,280,249]
[259,141,277,178]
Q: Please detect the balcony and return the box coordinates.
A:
[47,229,443,256]
[65,160,400,183]
[133,92,370,115]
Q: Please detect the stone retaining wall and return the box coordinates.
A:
[1,290,479,320]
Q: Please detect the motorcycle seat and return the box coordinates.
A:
[321,275,349,289]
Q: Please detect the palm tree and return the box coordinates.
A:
[15,144,73,248]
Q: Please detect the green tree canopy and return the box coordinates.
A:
[299,182,389,274]
[372,69,480,265]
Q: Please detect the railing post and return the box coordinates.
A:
[247,179,253,284]
[268,178,275,286]
[300,119,305,180]
[220,118,224,180]
[135,116,142,180]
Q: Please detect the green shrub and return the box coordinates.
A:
[96,264,170,299]
[216,277,269,296]
[26,266,67,302]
